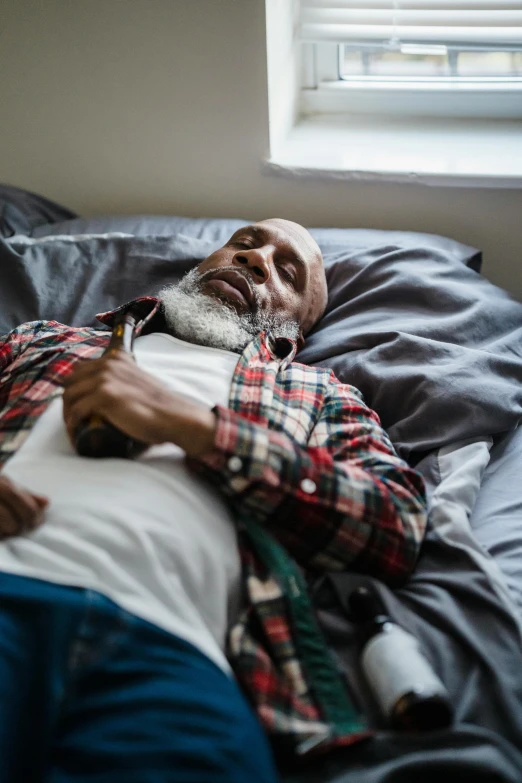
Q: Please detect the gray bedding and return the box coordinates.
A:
[471,426,522,613]
[1,215,522,781]
[0,184,77,237]
[29,213,483,272]
[299,434,522,782]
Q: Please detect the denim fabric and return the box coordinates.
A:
[0,573,278,783]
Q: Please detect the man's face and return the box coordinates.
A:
[194,218,326,351]
[161,219,327,354]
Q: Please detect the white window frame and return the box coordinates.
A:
[264,0,522,188]
[301,42,522,119]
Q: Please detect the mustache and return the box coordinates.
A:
[162,267,301,347]
[196,266,260,313]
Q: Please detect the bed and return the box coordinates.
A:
[1,185,522,782]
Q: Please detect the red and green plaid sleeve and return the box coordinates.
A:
[1,322,45,403]
[1,321,54,372]
[0,328,17,373]
[193,373,427,585]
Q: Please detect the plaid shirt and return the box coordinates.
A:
[0,296,427,759]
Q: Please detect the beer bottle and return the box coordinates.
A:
[349,585,453,731]
[74,310,146,459]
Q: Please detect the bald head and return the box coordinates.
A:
[256,218,322,265]
[255,218,328,335]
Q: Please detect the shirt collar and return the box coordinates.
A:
[96,297,164,336]
[264,331,297,365]
[96,297,297,365]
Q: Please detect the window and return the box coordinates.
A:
[341,46,522,79]
[300,0,522,118]
[264,0,522,185]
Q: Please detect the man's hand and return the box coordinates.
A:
[0,474,48,539]
[62,352,217,458]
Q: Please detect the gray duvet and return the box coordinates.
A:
[1,229,522,781]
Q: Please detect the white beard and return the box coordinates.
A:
[159,267,299,354]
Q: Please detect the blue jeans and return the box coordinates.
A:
[0,573,278,783]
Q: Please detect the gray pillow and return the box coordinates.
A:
[299,244,522,459]
[0,185,77,238]
[1,232,520,462]
[30,214,482,272]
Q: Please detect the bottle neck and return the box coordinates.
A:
[364,616,395,642]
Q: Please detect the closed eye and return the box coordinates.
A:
[279,267,297,286]
[231,240,254,249]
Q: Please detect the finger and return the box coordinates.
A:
[0,505,22,538]
[62,361,131,407]
[65,396,107,444]
[62,353,132,388]
[7,483,45,527]
[62,358,98,387]
[0,476,48,512]
[63,366,130,418]
[62,356,117,388]
[0,489,42,535]
[63,376,105,410]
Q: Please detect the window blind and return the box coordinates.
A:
[299,0,522,49]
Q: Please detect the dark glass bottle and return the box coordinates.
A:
[349,585,453,731]
[74,311,146,459]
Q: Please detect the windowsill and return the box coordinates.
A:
[265,114,522,188]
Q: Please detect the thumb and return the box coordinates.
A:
[33,495,49,507]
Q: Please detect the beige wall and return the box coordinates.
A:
[1,0,521,297]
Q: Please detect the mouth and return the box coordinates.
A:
[202,270,255,311]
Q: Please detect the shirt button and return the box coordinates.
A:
[227,456,243,473]
[300,478,317,495]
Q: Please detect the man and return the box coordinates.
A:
[0,218,427,782]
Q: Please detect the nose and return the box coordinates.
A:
[233,246,273,284]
